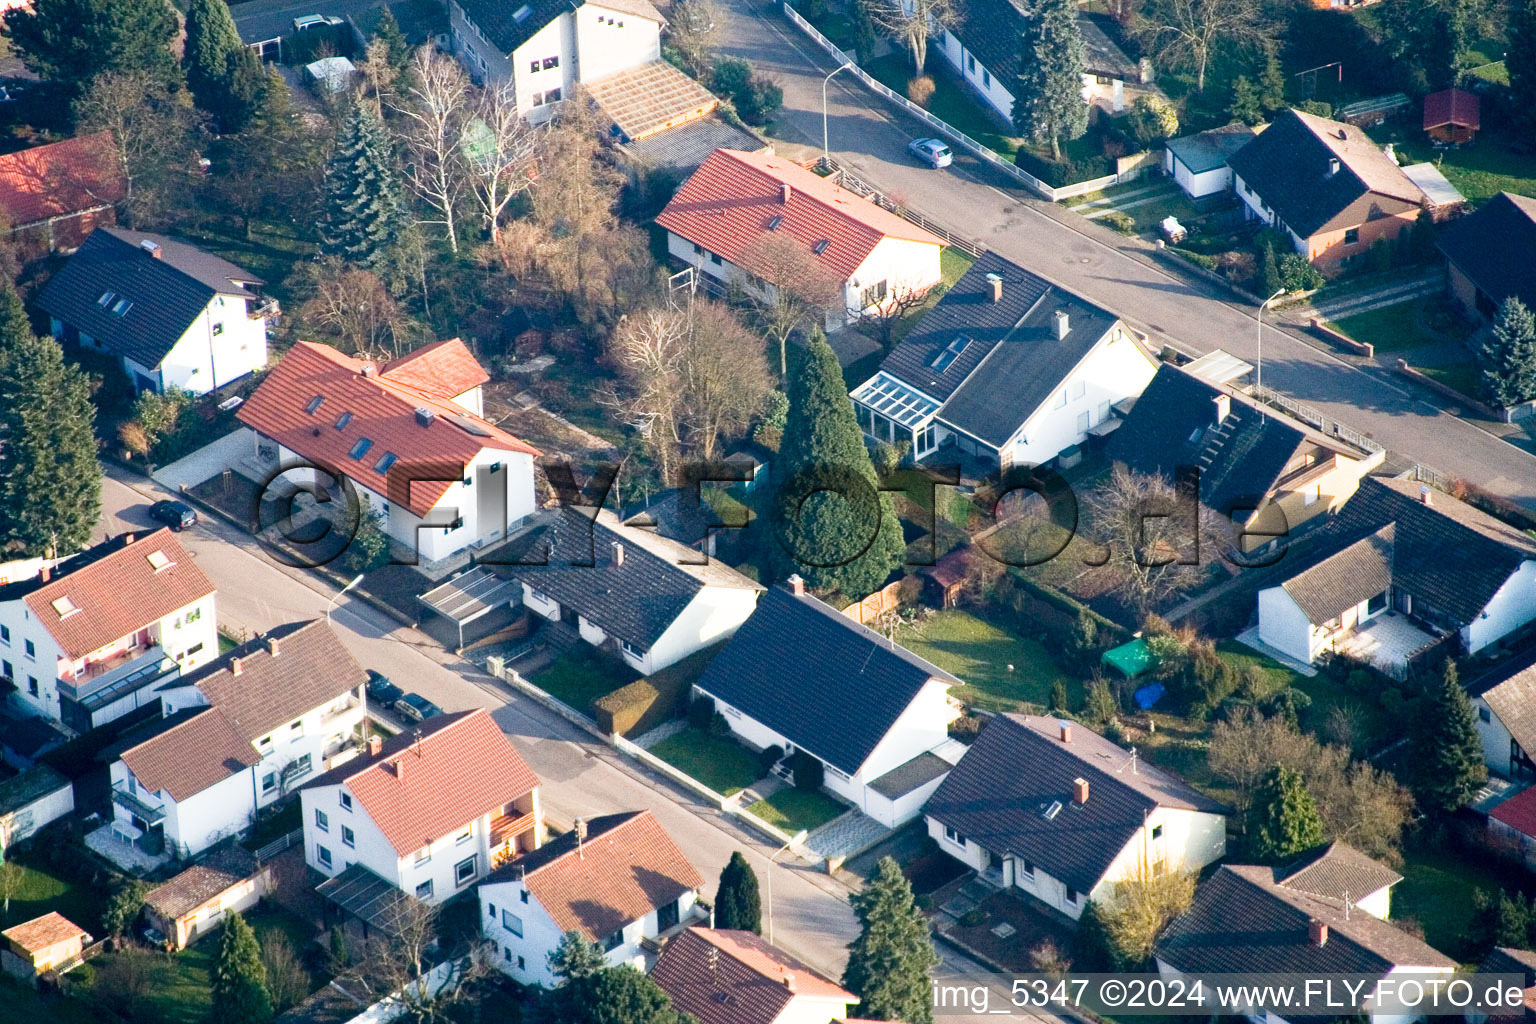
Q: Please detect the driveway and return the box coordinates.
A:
[714,0,1536,508]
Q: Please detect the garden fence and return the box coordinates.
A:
[252,827,304,862]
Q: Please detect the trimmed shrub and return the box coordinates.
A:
[1171,248,1218,270]
[949,714,984,743]
[593,680,661,737]
[1101,210,1136,234]
[960,908,987,927]
[791,749,825,791]
[709,711,731,737]
[688,695,716,731]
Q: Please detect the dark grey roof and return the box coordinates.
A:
[1156,864,1455,980]
[1276,841,1402,904]
[926,714,1223,892]
[455,0,661,55]
[623,490,714,547]
[1301,476,1536,627]
[1077,15,1139,80]
[1477,660,1536,761]
[1279,525,1395,623]
[513,508,761,650]
[0,764,69,817]
[36,227,262,371]
[1109,362,1324,517]
[694,586,959,775]
[1482,946,1536,982]
[1227,109,1424,238]
[0,715,69,760]
[874,251,1128,448]
[1438,192,1536,313]
[623,116,767,173]
[868,751,952,799]
[1165,124,1256,175]
[947,8,1134,95]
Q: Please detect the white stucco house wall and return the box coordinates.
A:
[237,339,541,564]
[449,0,663,120]
[0,530,216,732]
[927,714,1226,921]
[851,250,1157,470]
[0,766,73,849]
[36,227,273,396]
[1472,660,1536,780]
[1163,125,1256,199]
[657,148,946,328]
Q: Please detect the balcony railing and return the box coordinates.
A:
[110,781,166,825]
[248,297,281,320]
[321,694,362,724]
[59,647,174,708]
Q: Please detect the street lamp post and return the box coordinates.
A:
[822,63,854,164]
[1258,288,1285,394]
[762,833,803,945]
[327,573,365,624]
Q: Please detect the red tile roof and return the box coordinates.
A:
[651,927,856,1024]
[22,529,215,661]
[2,912,90,953]
[0,132,125,228]
[236,341,539,517]
[510,810,702,942]
[307,708,540,856]
[1424,88,1480,131]
[120,707,261,802]
[1492,786,1536,837]
[655,149,945,282]
[380,338,489,402]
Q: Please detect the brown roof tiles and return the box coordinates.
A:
[2,911,90,953]
[120,707,261,802]
[652,927,856,1024]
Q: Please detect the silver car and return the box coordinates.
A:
[907,137,953,168]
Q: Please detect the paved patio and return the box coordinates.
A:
[1335,612,1439,680]
[1236,626,1318,677]
[151,427,257,491]
[85,821,173,875]
[804,810,890,863]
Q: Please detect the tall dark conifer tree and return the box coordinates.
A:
[320,102,408,269]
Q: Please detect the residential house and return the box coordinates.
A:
[850,250,1157,471]
[237,338,541,563]
[692,578,965,828]
[0,133,125,257]
[1437,192,1536,320]
[38,227,274,395]
[1256,477,1536,676]
[448,0,663,118]
[1163,124,1256,199]
[1470,654,1536,780]
[656,149,946,327]
[925,714,1225,921]
[1474,947,1536,1024]
[299,708,543,906]
[1424,87,1479,145]
[1155,863,1455,1023]
[143,846,273,950]
[108,619,369,861]
[1488,786,1536,871]
[0,765,73,849]
[0,529,217,731]
[1269,841,1403,921]
[1228,108,1427,268]
[936,7,1151,120]
[478,809,703,986]
[651,927,860,1024]
[1109,357,1384,551]
[0,912,91,983]
[515,507,763,675]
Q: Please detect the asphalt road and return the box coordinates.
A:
[712,0,1536,508]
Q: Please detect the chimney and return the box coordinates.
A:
[1073,777,1089,805]
[123,532,134,544]
[368,734,382,756]
[779,182,792,204]
[1419,484,1432,506]
[267,636,281,657]
[986,272,1003,303]
[1327,157,1340,178]
[140,239,161,258]
[783,972,796,993]
[1213,393,1231,425]
[786,574,805,597]
[389,757,405,780]
[1058,720,1071,744]
[37,565,49,583]
[360,363,377,378]
[576,818,588,859]
[611,541,624,567]
[1053,310,1070,340]
[1309,919,1328,946]
[231,657,244,677]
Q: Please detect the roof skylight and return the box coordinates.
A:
[146,550,173,572]
[349,438,374,460]
[335,411,353,430]
[305,395,325,415]
[50,596,80,618]
[930,336,971,373]
[375,452,398,474]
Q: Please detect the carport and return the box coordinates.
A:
[416,567,523,652]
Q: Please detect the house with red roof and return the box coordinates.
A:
[299,708,543,907]
[656,149,946,327]
[236,339,541,563]
[650,927,859,1024]
[0,529,216,732]
[0,132,125,257]
[478,809,704,986]
[1423,87,1479,146]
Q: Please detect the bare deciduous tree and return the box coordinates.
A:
[855,280,934,351]
[1083,465,1228,613]
[340,902,492,1024]
[92,946,155,1023]
[736,232,843,376]
[391,46,469,252]
[867,0,963,72]
[607,308,688,485]
[296,258,415,358]
[678,299,775,459]
[261,933,311,1013]
[668,0,720,78]
[1134,0,1274,93]
[466,78,543,248]
[74,70,199,225]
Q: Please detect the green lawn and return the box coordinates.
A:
[1371,127,1536,206]
[1396,845,1531,960]
[1327,299,1440,352]
[246,798,304,848]
[940,247,975,288]
[217,633,239,654]
[1216,641,1393,753]
[0,861,106,935]
[746,788,846,834]
[1421,360,1482,400]
[863,53,1023,157]
[649,728,763,796]
[530,651,630,715]
[895,609,1077,713]
[3,975,98,1024]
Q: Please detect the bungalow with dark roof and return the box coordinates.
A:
[850,250,1156,471]
[1437,191,1536,321]
[1256,477,1536,677]
[299,708,543,905]
[692,579,965,828]
[651,927,859,1024]
[38,226,273,395]
[236,339,540,563]
[0,765,73,849]
[925,713,1225,920]
[478,809,704,986]
[1163,124,1256,198]
[0,529,216,730]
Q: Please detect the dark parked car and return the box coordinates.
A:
[394,693,442,723]
[149,500,198,531]
[365,670,402,708]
